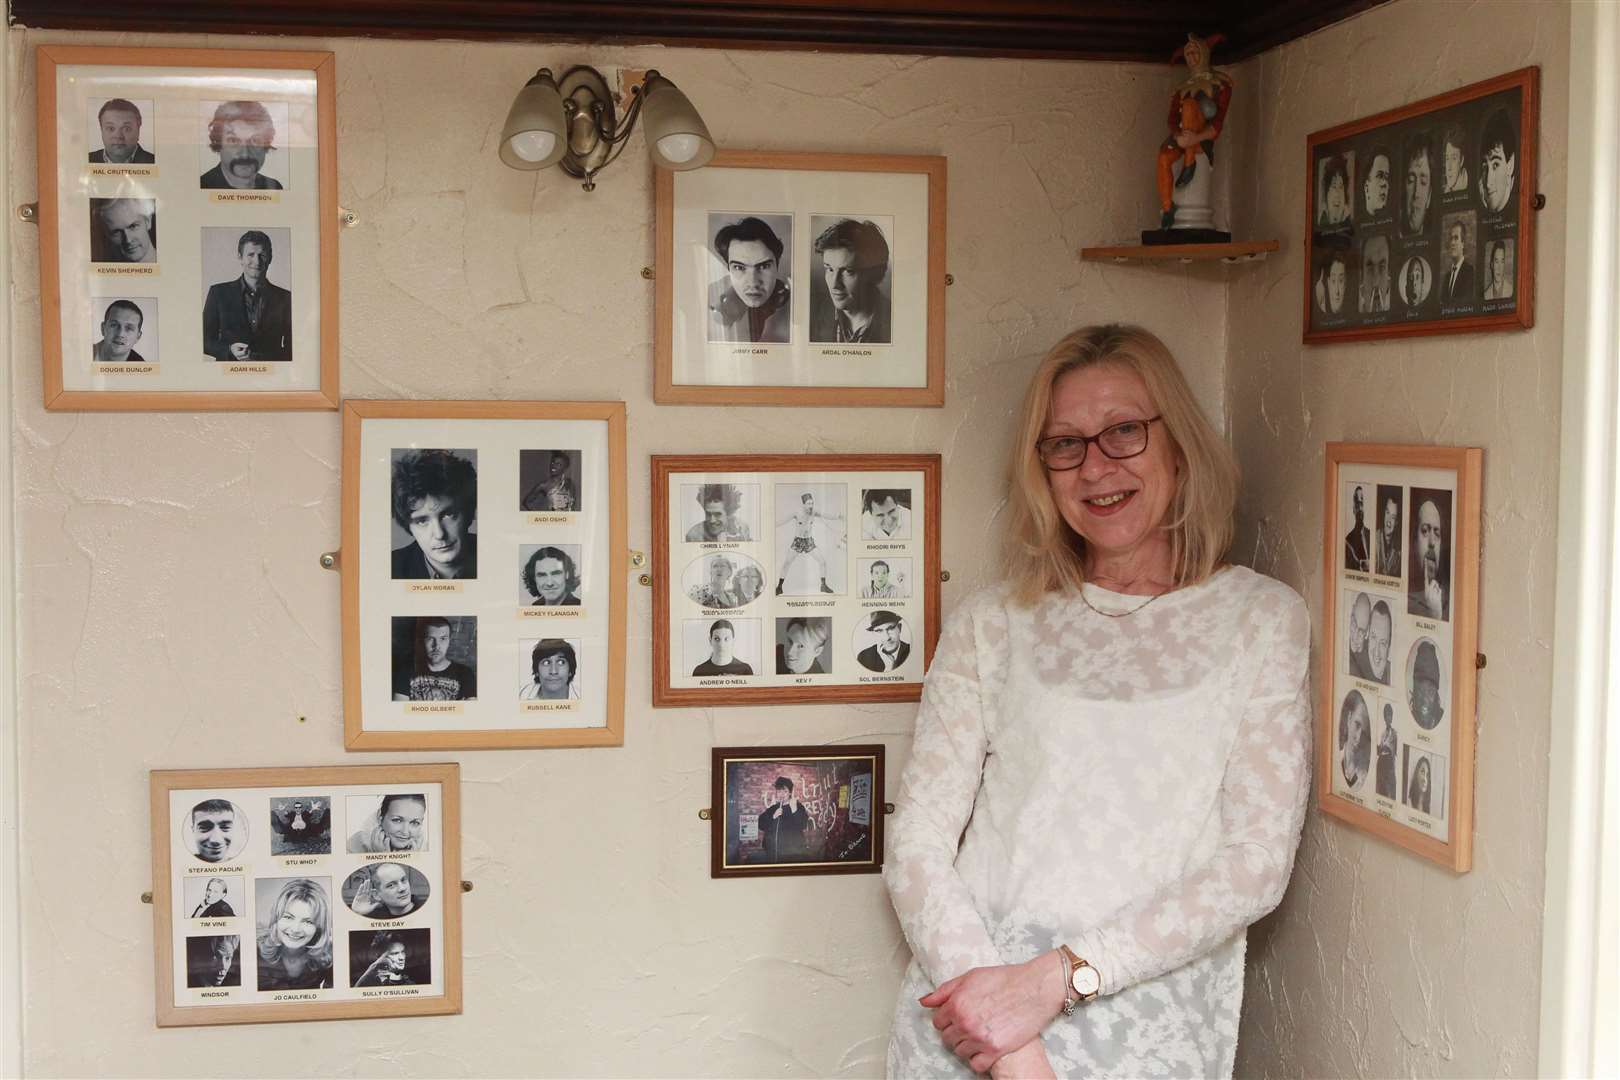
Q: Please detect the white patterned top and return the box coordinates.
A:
[884,566,1310,1078]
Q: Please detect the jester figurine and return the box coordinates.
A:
[1156,32,1233,231]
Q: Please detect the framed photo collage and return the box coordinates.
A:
[1305,67,1538,344]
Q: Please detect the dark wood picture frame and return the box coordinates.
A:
[1304,66,1538,345]
[150,762,462,1026]
[710,745,886,879]
[652,453,941,706]
[1319,443,1481,871]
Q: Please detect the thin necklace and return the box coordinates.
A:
[1080,584,1163,618]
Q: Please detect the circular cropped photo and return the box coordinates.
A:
[342,862,431,920]
[1405,637,1448,731]
[684,551,767,609]
[183,798,248,864]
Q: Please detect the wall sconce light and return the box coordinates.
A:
[498,66,714,191]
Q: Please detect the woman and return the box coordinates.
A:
[732,564,765,606]
[1317,154,1352,228]
[348,862,425,920]
[255,878,333,991]
[354,932,417,987]
[519,639,580,701]
[1338,690,1371,789]
[347,793,429,854]
[884,325,1309,1078]
[1406,755,1433,814]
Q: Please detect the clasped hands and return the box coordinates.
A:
[920,952,1065,1077]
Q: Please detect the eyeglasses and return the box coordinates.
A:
[1035,416,1162,471]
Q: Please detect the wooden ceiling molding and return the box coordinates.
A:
[8,0,1389,64]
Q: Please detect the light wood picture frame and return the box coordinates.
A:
[1320,442,1482,871]
[341,400,627,750]
[710,745,887,879]
[35,44,339,410]
[1304,66,1538,345]
[652,453,941,706]
[150,762,461,1026]
[654,150,947,407]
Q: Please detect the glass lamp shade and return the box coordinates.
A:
[500,70,568,171]
[641,74,715,171]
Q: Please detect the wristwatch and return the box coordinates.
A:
[1057,945,1101,1016]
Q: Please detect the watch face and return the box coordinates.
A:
[1073,965,1101,996]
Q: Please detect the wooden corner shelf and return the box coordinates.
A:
[1080,240,1280,265]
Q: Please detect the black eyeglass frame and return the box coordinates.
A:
[1035,416,1163,472]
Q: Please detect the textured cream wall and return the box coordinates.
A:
[1225,3,1569,1077]
[6,30,1235,1077]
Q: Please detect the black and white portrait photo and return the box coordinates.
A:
[706,213,792,344]
[682,482,758,543]
[200,99,288,190]
[1337,688,1372,791]
[346,792,429,854]
[1438,211,1478,304]
[269,796,330,856]
[254,877,333,991]
[1343,483,1371,572]
[776,616,832,676]
[859,556,911,599]
[90,297,156,364]
[774,484,848,595]
[1315,150,1354,230]
[1441,121,1470,196]
[342,863,431,920]
[808,215,893,345]
[519,449,582,512]
[1375,484,1403,578]
[1401,131,1435,236]
[1477,106,1519,215]
[89,197,156,264]
[87,97,155,164]
[1375,702,1399,800]
[1398,254,1433,310]
[1358,235,1391,315]
[391,615,478,701]
[1407,486,1453,620]
[1402,746,1446,819]
[684,551,767,609]
[1482,238,1516,301]
[350,928,431,988]
[1313,248,1350,318]
[184,798,247,864]
[854,609,911,673]
[860,488,913,541]
[685,617,760,677]
[520,544,582,606]
[183,874,240,919]
[390,448,477,580]
[185,934,241,989]
[1359,145,1392,221]
[1406,637,1447,732]
[201,226,292,362]
[1345,590,1394,685]
[518,638,581,701]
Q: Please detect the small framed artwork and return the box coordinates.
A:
[710,745,886,878]
[34,45,339,410]
[341,400,627,749]
[654,150,947,407]
[1304,66,1537,344]
[1320,443,1482,871]
[150,762,460,1026]
[652,453,940,706]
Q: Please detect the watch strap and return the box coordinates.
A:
[1058,944,1099,1015]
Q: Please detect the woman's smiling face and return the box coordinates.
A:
[1043,365,1178,574]
[277,898,317,950]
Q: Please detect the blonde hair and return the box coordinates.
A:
[1003,324,1237,602]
